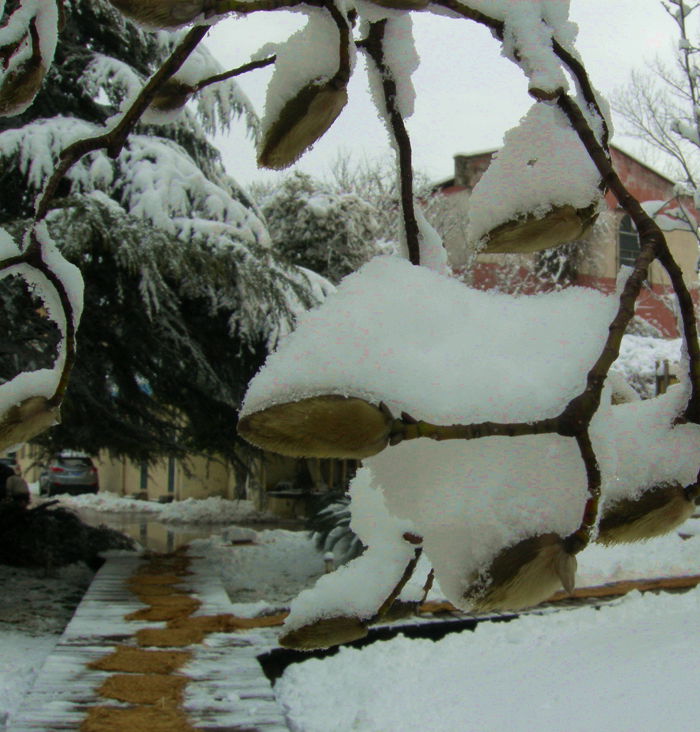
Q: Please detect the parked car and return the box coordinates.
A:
[39,453,99,496]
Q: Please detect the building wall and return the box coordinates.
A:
[440,148,699,337]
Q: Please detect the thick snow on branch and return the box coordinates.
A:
[671,118,700,147]
[241,255,617,424]
[0,224,82,417]
[462,0,577,96]
[365,432,588,609]
[0,0,59,116]
[84,53,143,109]
[0,117,269,249]
[0,0,58,65]
[285,469,416,630]
[467,103,601,248]
[593,387,700,506]
[259,7,355,145]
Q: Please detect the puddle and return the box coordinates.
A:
[76,510,220,552]
[76,509,306,552]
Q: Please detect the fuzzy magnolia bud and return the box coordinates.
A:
[0,21,46,117]
[479,203,598,254]
[0,396,59,452]
[279,615,368,650]
[106,0,209,29]
[149,78,195,114]
[597,481,696,545]
[258,81,347,170]
[463,533,576,612]
[238,395,394,459]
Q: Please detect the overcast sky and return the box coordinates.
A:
[205,1,679,188]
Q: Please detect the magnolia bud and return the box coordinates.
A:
[238,395,394,459]
[597,481,695,545]
[0,396,60,452]
[107,0,208,29]
[279,615,368,650]
[0,23,46,117]
[258,81,347,170]
[463,533,576,612]
[480,204,598,254]
[148,78,195,114]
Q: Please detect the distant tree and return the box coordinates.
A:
[614,0,700,238]
[259,170,384,284]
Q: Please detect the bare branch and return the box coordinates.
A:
[563,430,602,554]
[362,21,420,266]
[194,55,276,93]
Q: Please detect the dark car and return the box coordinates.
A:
[39,453,99,497]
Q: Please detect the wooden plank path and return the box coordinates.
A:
[6,553,290,732]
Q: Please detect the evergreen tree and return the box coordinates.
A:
[259,171,384,284]
[0,0,329,464]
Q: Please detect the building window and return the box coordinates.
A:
[619,214,640,267]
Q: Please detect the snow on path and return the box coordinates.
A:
[276,587,700,732]
[0,632,58,729]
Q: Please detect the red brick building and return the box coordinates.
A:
[437,146,699,337]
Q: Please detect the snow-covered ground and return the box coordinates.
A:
[0,562,93,727]
[4,495,700,730]
[49,491,276,525]
[275,589,700,732]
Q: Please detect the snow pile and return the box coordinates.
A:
[467,103,601,247]
[56,492,271,525]
[611,333,682,397]
[242,255,617,425]
[276,587,700,732]
[159,497,268,525]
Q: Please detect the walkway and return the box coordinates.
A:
[7,551,289,731]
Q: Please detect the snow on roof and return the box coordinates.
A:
[641,200,696,232]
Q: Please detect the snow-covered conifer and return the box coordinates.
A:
[0,0,328,461]
[260,171,384,284]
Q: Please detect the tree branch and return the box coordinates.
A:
[194,55,276,93]
[362,21,420,266]
[557,93,700,425]
[564,430,601,554]
[34,24,209,223]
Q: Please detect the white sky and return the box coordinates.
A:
[206,0,678,187]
